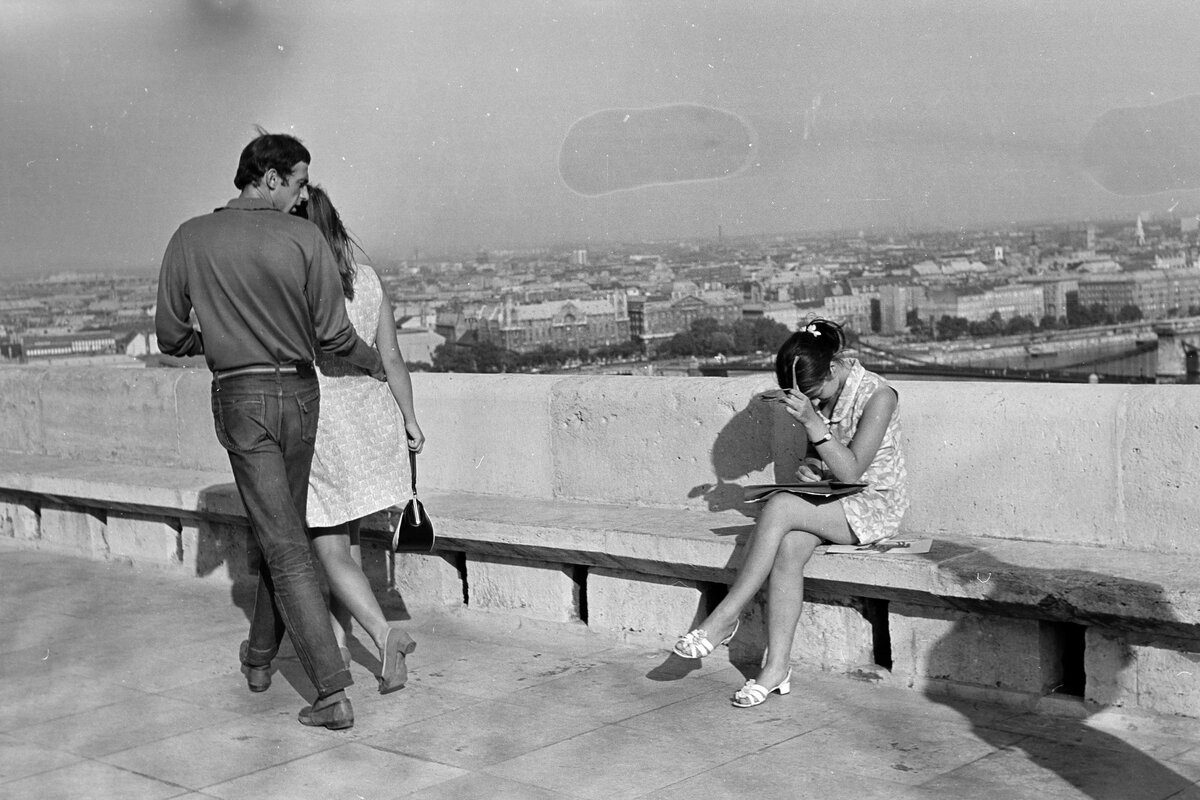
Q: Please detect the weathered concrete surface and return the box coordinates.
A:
[466,554,578,623]
[418,373,559,500]
[394,552,466,610]
[105,514,181,567]
[1086,628,1200,717]
[38,504,106,558]
[4,368,1200,555]
[1120,389,1200,552]
[550,375,777,508]
[172,370,230,473]
[0,365,45,453]
[0,497,38,540]
[587,568,703,647]
[890,602,1047,695]
[0,453,237,519]
[731,593,876,673]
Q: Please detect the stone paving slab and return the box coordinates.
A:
[5,540,1200,800]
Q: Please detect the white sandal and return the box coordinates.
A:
[672,619,740,659]
[732,668,792,708]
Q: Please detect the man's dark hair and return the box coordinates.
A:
[233,129,311,190]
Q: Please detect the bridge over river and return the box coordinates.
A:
[701,318,1200,384]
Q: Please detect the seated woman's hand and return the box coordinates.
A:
[781,391,824,427]
[795,457,825,482]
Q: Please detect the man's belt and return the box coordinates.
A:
[213,363,313,380]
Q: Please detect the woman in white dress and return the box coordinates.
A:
[672,319,909,708]
[304,184,425,694]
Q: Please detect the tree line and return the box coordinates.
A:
[907,303,1155,341]
[426,316,794,373]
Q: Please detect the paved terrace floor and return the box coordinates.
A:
[5,542,1200,800]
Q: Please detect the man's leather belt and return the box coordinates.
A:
[213,363,312,379]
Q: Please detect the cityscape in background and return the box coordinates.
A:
[3,211,1200,384]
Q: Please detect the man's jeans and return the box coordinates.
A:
[211,370,351,698]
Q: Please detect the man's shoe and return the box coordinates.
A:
[298,694,354,730]
[239,639,271,693]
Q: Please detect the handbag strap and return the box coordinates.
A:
[408,449,419,497]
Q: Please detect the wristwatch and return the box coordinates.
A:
[812,430,833,446]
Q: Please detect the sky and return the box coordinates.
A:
[4,0,1200,277]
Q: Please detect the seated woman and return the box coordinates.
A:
[304,184,426,694]
[673,318,909,707]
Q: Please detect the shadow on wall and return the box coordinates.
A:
[689,393,781,514]
[193,484,259,621]
[917,543,1200,799]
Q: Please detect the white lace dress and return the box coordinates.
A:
[307,264,411,528]
[818,358,910,545]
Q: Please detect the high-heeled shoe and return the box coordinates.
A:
[731,668,792,708]
[672,618,740,659]
[378,626,417,694]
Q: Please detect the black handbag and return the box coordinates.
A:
[392,450,435,553]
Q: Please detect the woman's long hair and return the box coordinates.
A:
[305,183,362,301]
[774,318,845,392]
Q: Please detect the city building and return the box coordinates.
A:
[438,293,630,353]
[820,287,872,333]
[396,325,445,365]
[918,284,1044,323]
[877,283,927,335]
[1017,275,1079,323]
[630,290,743,344]
[1,329,118,363]
[1078,268,1200,318]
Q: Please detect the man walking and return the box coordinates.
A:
[156,131,381,730]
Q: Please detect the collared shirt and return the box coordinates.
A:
[155,197,381,375]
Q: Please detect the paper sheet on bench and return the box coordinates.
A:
[820,538,933,556]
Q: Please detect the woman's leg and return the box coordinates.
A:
[317,523,352,650]
[310,521,391,651]
[694,494,856,645]
[757,530,821,689]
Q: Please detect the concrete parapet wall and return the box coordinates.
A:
[3,365,1200,552]
[4,365,1200,720]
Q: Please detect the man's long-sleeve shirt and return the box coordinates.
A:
[155,198,381,375]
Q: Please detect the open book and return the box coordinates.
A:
[742,481,867,503]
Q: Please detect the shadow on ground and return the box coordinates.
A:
[917,544,1200,799]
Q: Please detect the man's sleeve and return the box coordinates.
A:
[307,232,382,373]
[154,229,204,356]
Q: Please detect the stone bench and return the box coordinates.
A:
[8,448,1200,720]
[6,450,1197,635]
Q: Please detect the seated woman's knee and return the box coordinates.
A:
[778,530,819,562]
